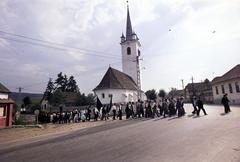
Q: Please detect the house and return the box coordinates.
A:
[0,82,14,128]
[41,92,80,112]
[167,89,184,99]
[93,4,146,103]
[212,64,240,104]
[185,80,213,103]
[93,67,143,104]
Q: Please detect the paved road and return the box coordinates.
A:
[0,104,240,162]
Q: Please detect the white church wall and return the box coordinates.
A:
[94,89,138,104]
[121,40,140,85]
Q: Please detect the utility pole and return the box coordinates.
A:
[191,76,195,97]
[16,87,24,110]
[181,79,186,99]
[181,79,184,90]
[133,55,143,100]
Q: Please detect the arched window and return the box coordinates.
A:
[127,47,131,55]
[102,93,105,98]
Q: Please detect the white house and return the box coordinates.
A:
[212,64,240,104]
[93,4,146,104]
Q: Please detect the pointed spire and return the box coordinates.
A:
[126,4,133,41]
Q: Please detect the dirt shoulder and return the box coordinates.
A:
[0,120,116,144]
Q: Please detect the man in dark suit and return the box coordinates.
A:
[221,94,231,113]
[197,96,207,116]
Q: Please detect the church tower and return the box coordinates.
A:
[120,5,142,90]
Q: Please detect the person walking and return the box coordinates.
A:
[196,97,207,116]
[192,96,198,114]
[140,101,144,118]
[118,104,123,120]
[125,102,131,119]
[168,98,176,117]
[221,94,231,113]
[112,103,117,120]
[86,107,91,121]
[162,99,168,118]
[94,107,99,121]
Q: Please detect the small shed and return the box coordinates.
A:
[0,82,14,128]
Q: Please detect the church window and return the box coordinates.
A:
[102,93,105,98]
[127,47,131,55]
[229,83,233,93]
[221,85,225,94]
[235,82,240,93]
[215,86,219,95]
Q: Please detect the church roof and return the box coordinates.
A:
[212,64,240,84]
[0,82,10,93]
[93,67,139,91]
[126,5,133,41]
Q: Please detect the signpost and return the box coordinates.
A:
[34,109,40,125]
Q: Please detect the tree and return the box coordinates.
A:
[43,78,55,101]
[204,78,210,84]
[145,89,157,100]
[55,72,68,92]
[66,76,79,92]
[23,96,31,107]
[158,89,166,98]
[86,93,95,105]
[50,89,65,106]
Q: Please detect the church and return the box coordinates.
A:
[93,5,146,104]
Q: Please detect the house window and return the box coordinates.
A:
[0,106,6,117]
[221,85,225,94]
[127,47,131,55]
[236,82,240,93]
[215,86,219,95]
[102,93,105,99]
[229,83,233,93]
[109,94,113,98]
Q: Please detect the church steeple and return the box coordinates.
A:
[121,1,142,92]
[126,5,133,41]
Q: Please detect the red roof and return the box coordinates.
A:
[212,64,240,84]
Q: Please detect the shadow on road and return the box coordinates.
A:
[187,114,194,117]
[192,115,204,119]
[220,113,228,116]
[168,116,180,121]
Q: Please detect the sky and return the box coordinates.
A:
[0,0,240,94]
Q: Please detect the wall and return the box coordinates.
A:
[0,93,8,99]
[121,40,141,86]
[0,103,12,128]
[212,78,240,104]
[94,89,138,104]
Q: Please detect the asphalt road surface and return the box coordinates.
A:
[0,104,240,162]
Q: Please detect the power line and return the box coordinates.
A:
[0,36,121,60]
[0,30,120,57]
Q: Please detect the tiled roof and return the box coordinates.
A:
[0,82,10,93]
[0,99,14,104]
[212,64,240,84]
[93,67,138,91]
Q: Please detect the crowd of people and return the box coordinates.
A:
[38,94,232,124]
[40,96,197,124]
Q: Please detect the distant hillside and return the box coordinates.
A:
[9,92,43,103]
